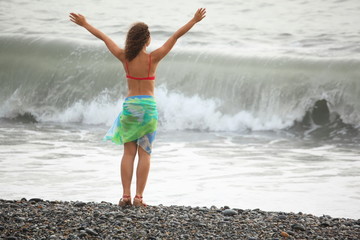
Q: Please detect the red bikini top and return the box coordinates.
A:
[125,54,155,80]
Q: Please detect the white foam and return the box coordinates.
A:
[38,93,123,126]
[0,85,295,132]
[156,85,294,131]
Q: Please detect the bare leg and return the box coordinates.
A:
[121,142,137,197]
[135,146,151,197]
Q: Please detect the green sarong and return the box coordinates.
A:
[103,95,158,154]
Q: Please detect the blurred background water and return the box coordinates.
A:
[0,0,359,218]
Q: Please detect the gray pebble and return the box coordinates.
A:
[292,223,306,231]
[287,230,295,236]
[5,237,18,240]
[320,221,331,227]
[199,207,209,212]
[222,209,237,216]
[74,202,86,207]
[93,210,100,217]
[85,228,98,236]
[79,232,87,238]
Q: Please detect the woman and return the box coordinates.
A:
[69,8,206,207]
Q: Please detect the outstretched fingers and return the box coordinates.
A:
[69,13,77,23]
[69,12,87,26]
[69,13,79,23]
[194,8,206,22]
[198,8,206,15]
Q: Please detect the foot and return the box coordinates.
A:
[133,195,147,207]
[118,195,132,207]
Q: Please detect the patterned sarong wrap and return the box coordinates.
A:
[103,95,158,154]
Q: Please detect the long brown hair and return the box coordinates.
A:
[125,22,150,61]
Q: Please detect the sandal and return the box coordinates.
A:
[133,195,147,207]
[118,195,132,207]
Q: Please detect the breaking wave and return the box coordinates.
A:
[1,35,359,139]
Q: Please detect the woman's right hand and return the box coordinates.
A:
[193,8,206,23]
[69,13,88,27]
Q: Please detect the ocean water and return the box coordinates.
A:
[1,0,360,219]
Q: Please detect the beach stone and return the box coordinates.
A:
[340,224,348,230]
[74,202,86,207]
[196,222,207,227]
[345,221,354,226]
[278,215,287,220]
[115,213,125,218]
[287,230,295,236]
[85,228,98,236]
[222,209,237,216]
[199,207,209,212]
[9,203,19,208]
[291,223,306,231]
[5,237,18,240]
[68,234,79,239]
[79,232,87,238]
[29,198,43,203]
[138,230,147,237]
[15,217,25,222]
[320,221,331,227]
[280,231,290,237]
[93,210,100,217]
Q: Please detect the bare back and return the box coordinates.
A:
[70,9,206,98]
[123,51,158,97]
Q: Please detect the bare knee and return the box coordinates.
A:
[138,146,151,161]
[123,142,138,159]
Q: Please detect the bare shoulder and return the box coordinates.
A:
[150,49,162,63]
[150,36,177,63]
[117,50,126,63]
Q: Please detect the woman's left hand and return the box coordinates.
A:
[69,13,88,27]
[193,8,206,23]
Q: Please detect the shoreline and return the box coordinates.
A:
[1,198,359,239]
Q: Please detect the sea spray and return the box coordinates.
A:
[1,35,359,133]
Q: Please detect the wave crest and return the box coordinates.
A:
[1,35,359,139]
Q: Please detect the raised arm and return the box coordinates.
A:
[151,8,206,62]
[69,13,125,62]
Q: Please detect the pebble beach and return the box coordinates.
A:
[1,198,359,240]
